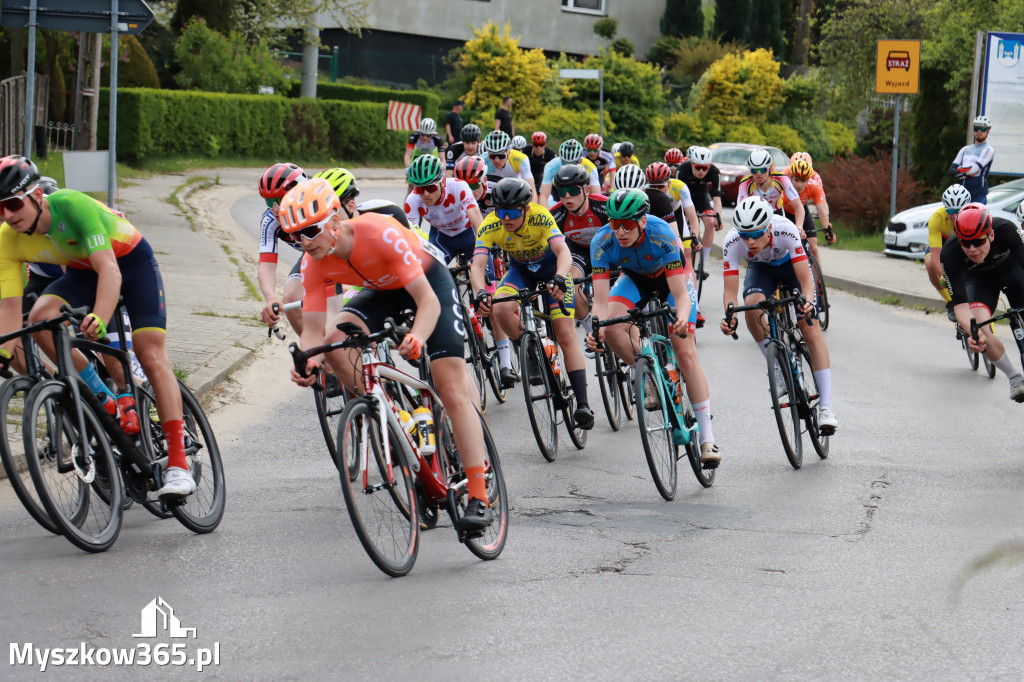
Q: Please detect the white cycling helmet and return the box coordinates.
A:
[689,147,713,165]
[418,117,436,135]
[482,130,512,154]
[686,145,699,159]
[972,115,992,130]
[747,148,773,169]
[559,139,584,164]
[512,134,528,151]
[611,142,622,156]
[732,196,774,232]
[613,164,647,190]
[941,184,972,212]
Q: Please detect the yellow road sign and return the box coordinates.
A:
[876,40,921,94]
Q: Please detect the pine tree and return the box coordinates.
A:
[713,0,750,44]
[660,0,705,38]
[744,1,784,56]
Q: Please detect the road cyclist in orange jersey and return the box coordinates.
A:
[780,153,836,262]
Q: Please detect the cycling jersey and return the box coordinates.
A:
[646,189,679,232]
[549,194,609,248]
[613,153,640,169]
[949,142,995,202]
[666,179,694,213]
[779,170,826,213]
[404,179,479,237]
[591,215,685,281]
[541,157,601,188]
[737,172,800,210]
[722,215,807,276]
[940,218,1024,307]
[927,206,956,249]
[527,147,556,187]
[485,149,532,182]
[474,202,564,269]
[676,162,724,205]
[407,133,444,158]
[445,142,479,171]
[588,149,616,183]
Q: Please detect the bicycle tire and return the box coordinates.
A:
[314,372,348,469]
[134,385,175,520]
[768,341,803,469]
[594,342,622,431]
[337,397,419,577]
[679,390,715,488]
[561,371,587,450]
[966,341,980,371]
[634,358,678,501]
[520,333,558,462]
[693,247,706,304]
[163,382,226,533]
[983,353,996,379]
[24,381,122,553]
[808,252,830,331]
[617,353,635,421]
[794,344,829,460]
[465,331,489,412]
[479,319,509,405]
[0,375,63,534]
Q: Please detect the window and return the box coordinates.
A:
[561,0,606,15]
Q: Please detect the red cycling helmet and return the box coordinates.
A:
[954,203,993,241]
[259,163,307,199]
[454,155,487,185]
[531,131,547,145]
[664,148,684,165]
[645,162,672,184]
[584,133,603,150]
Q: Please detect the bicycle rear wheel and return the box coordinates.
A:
[561,370,587,450]
[808,252,830,331]
[594,342,622,431]
[169,382,226,533]
[338,398,419,577]
[465,332,489,412]
[634,358,678,501]
[964,338,981,371]
[0,375,62,534]
[679,392,715,488]
[520,333,558,462]
[617,354,635,421]
[768,342,803,469]
[693,247,706,304]
[24,381,122,552]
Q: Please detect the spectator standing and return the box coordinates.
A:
[494,96,514,137]
[949,115,995,204]
[445,100,464,147]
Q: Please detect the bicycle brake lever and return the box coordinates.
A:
[288,342,310,378]
[270,303,285,340]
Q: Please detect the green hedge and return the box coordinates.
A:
[286,81,441,121]
[99,88,409,163]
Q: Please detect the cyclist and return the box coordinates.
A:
[403,118,444,169]
[646,162,700,240]
[445,123,482,175]
[781,154,836,261]
[404,155,485,267]
[549,163,609,333]
[613,141,640,172]
[470,177,595,429]
[613,164,681,239]
[587,188,722,465]
[925,184,972,321]
[512,135,529,155]
[949,116,995,204]
[527,131,555,190]
[676,147,725,273]
[481,130,537,200]
[257,162,309,336]
[0,155,196,497]
[539,139,602,206]
[941,203,1024,402]
[737,149,804,234]
[718,196,838,434]
[454,155,494,215]
[664,148,684,171]
[282,178,494,530]
[583,133,616,190]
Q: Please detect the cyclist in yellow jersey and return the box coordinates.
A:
[610,141,641,192]
[481,131,538,200]
[929,184,972,320]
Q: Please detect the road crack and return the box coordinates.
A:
[596,541,649,574]
[836,473,891,541]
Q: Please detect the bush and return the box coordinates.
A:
[692,48,786,126]
[823,121,855,158]
[118,35,160,89]
[572,49,665,140]
[818,152,929,232]
[516,106,613,142]
[762,123,804,155]
[723,123,766,145]
[173,17,291,94]
[662,111,722,146]
[456,22,552,121]
[772,113,830,161]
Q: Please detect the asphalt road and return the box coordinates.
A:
[2,175,1023,680]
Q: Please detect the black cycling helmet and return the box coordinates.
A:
[461,123,482,143]
[491,177,532,209]
[0,155,41,199]
[552,163,590,189]
[618,141,636,159]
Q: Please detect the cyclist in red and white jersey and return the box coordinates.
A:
[404,155,483,265]
[737,149,804,232]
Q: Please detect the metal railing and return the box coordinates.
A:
[1,73,50,157]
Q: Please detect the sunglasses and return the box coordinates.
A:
[738,228,768,241]
[293,216,333,242]
[414,182,443,194]
[468,181,482,190]
[495,208,523,220]
[750,166,770,175]
[489,153,507,161]
[0,192,31,213]
[264,197,279,209]
[692,165,710,172]
[959,236,988,248]
[945,208,961,215]
[610,219,640,233]
[555,185,585,198]
[532,142,545,146]
[973,127,989,132]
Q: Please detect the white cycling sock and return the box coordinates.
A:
[813,368,832,409]
[992,352,1020,379]
[702,246,711,262]
[692,399,714,443]
[497,339,512,369]
[757,337,771,359]
[581,314,593,334]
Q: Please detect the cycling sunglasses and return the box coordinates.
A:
[495,207,523,220]
[293,216,332,242]
[692,164,710,172]
[945,207,961,216]
[414,182,443,194]
[467,181,482,190]
[959,236,988,248]
[488,153,507,161]
[264,197,279,209]
[610,219,640,233]
[973,126,989,132]
[738,228,768,241]
[555,185,585,198]
[0,192,31,213]
[750,166,770,175]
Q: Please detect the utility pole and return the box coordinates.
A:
[73,33,103,150]
[300,0,319,98]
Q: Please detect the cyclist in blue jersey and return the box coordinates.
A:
[587,189,722,465]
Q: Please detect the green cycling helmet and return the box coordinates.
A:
[407,154,444,186]
[606,188,650,220]
[314,167,359,203]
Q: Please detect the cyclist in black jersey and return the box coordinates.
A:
[527,131,556,189]
[445,123,482,174]
[676,147,724,270]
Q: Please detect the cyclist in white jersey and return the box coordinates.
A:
[736,149,803,233]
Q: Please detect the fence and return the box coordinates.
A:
[0,73,50,157]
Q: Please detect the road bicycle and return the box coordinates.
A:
[592,330,633,431]
[806,248,831,331]
[449,255,508,410]
[971,305,1024,395]
[289,318,508,577]
[692,213,720,304]
[593,305,713,500]
[491,283,587,462]
[956,320,996,378]
[725,289,829,470]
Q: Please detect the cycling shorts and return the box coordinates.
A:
[783,210,818,238]
[965,258,1024,315]
[23,270,59,316]
[690,187,713,213]
[609,271,697,335]
[342,261,465,361]
[496,259,574,321]
[429,228,494,281]
[742,260,818,319]
[42,238,168,333]
[568,240,592,277]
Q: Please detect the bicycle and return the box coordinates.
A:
[288,318,509,577]
[693,211,720,304]
[725,289,829,469]
[805,245,831,332]
[971,305,1024,391]
[8,304,225,552]
[491,283,587,462]
[956,321,996,378]
[593,305,714,499]
[450,255,508,409]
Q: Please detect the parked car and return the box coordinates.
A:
[882,178,1024,259]
[707,143,791,205]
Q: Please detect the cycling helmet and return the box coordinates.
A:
[532,131,547,145]
[553,163,591,190]
[606,188,650,220]
[613,164,647,191]
[454,155,487,185]
[645,162,671,184]
[664,148,684,165]
[789,159,813,180]
[512,135,528,151]
[941,184,972,212]
[461,123,482,143]
[278,178,340,234]
[407,154,445,187]
[0,155,41,199]
[482,130,512,155]
[747,149,773,169]
[314,167,359,203]
[258,162,306,199]
[686,145,699,159]
[559,139,584,164]
[491,177,533,209]
[418,118,436,135]
[790,151,813,166]
[611,142,622,156]
[584,133,603,150]
[618,141,636,159]
[732,196,774,232]
[37,176,59,195]
[689,147,713,166]
[954,203,993,241]
[972,115,992,130]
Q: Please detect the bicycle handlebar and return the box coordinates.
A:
[724,290,812,340]
[270,301,303,340]
[591,305,686,339]
[288,317,409,381]
[970,306,1024,343]
[491,282,569,316]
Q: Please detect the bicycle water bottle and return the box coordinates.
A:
[665,364,682,407]
[412,406,436,456]
[398,409,417,438]
[469,308,484,340]
[542,337,560,376]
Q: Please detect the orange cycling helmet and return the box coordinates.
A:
[454,155,487,185]
[664,148,684,165]
[954,203,993,241]
[259,162,306,199]
[584,134,603,150]
[278,178,340,233]
[789,159,813,180]
[645,162,672,184]
[790,151,813,166]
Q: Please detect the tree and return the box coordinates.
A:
[692,48,787,126]
[171,0,236,35]
[457,22,552,121]
[745,1,784,57]
[712,0,749,44]
[661,0,705,38]
[572,49,665,139]
[173,17,291,94]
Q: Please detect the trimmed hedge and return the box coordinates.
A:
[98,88,409,163]
[286,81,441,121]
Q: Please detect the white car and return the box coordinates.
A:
[882,178,1024,259]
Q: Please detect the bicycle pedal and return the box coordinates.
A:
[700,270,709,281]
[702,459,719,470]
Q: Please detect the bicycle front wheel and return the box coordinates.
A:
[338,398,419,577]
[634,358,678,501]
[768,342,803,469]
[594,342,622,431]
[24,381,122,553]
[169,382,226,533]
[794,345,829,460]
[465,333,489,412]
[520,333,558,462]
[809,252,830,331]
[983,353,996,379]
[314,371,348,468]
[693,247,706,303]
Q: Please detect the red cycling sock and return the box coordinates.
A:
[163,419,188,471]
[465,466,488,504]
